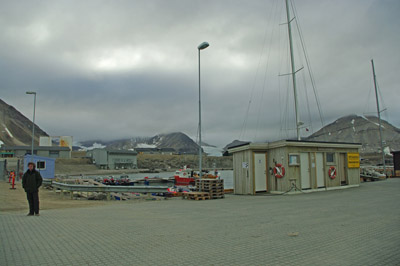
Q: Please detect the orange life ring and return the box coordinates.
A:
[273,164,285,178]
[328,166,337,179]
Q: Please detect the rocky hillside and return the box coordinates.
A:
[0,99,48,146]
[93,132,201,154]
[223,140,251,152]
[306,114,400,154]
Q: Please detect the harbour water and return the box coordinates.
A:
[78,170,234,189]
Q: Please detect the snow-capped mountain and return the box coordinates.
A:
[307,114,400,154]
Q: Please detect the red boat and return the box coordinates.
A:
[174,166,219,186]
[174,166,196,186]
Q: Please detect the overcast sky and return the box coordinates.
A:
[1,0,399,147]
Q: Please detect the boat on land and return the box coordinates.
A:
[134,176,174,185]
[174,166,219,186]
[100,176,134,186]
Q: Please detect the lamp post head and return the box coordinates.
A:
[197,42,209,50]
[26,91,36,95]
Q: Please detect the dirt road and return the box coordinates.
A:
[0,181,113,213]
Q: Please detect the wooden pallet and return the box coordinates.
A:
[210,194,225,199]
[195,182,223,186]
[186,178,226,200]
[182,192,211,200]
[195,188,224,193]
[196,183,224,188]
[196,179,224,183]
[195,179,225,200]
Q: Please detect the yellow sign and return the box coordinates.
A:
[60,139,68,147]
[347,153,360,168]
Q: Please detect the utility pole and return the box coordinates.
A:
[26,91,37,160]
[197,42,209,186]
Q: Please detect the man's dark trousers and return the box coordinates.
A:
[26,191,39,215]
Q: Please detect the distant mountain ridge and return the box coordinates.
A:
[0,99,48,146]
[223,140,251,152]
[80,132,202,154]
[306,114,400,154]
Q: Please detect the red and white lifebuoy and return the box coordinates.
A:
[273,163,285,178]
[328,166,337,179]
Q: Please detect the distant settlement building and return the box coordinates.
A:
[0,136,73,159]
[229,140,361,195]
[0,146,71,159]
[87,148,138,169]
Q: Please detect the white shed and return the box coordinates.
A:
[228,140,361,195]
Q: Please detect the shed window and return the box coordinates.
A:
[36,161,46,170]
[289,154,300,166]
[326,153,335,164]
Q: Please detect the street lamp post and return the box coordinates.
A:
[197,41,209,186]
[26,91,37,159]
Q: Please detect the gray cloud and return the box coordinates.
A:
[1,0,399,147]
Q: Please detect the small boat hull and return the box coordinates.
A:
[174,176,195,186]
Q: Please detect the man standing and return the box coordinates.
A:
[22,162,43,216]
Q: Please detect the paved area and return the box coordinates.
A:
[1,179,399,266]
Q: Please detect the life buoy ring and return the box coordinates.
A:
[273,164,285,178]
[328,166,337,179]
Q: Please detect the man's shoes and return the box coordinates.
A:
[27,213,34,216]
[35,213,40,216]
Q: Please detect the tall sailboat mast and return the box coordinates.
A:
[285,0,301,140]
[371,59,386,177]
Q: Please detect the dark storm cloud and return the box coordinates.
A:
[0,0,399,146]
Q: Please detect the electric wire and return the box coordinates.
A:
[254,0,280,140]
[291,0,325,129]
[293,23,314,135]
[239,0,278,140]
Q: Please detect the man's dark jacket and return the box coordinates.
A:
[22,169,43,192]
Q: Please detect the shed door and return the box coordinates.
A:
[338,153,348,185]
[300,153,311,189]
[316,153,325,188]
[254,153,267,192]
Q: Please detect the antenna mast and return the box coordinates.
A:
[285,0,301,140]
[371,59,386,177]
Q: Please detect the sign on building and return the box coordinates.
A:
[347,153,360,168]
[60,136,73,149]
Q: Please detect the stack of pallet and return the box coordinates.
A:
[182,192,211,200]
[195,179,224,199]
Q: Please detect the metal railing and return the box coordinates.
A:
[51,181,169,193]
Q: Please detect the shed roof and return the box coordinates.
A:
[228,139,362,153]
[23,154,56,162]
